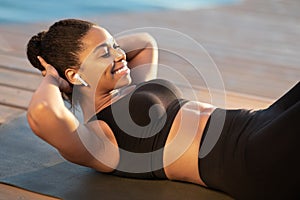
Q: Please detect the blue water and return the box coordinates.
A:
[0,0,239,24]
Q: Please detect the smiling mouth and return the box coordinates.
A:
[113,66,129,74]
[111,61,128,74]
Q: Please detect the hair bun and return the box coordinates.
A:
[26,31,47,71]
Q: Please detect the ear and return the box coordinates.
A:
[65,68,80,85]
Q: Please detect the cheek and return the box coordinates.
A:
[84,60,111,83]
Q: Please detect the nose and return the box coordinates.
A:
[112,48,126,62]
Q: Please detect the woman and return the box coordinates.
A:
[26,19,299,199]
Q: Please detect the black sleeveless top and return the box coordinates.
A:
[89,79,188,179]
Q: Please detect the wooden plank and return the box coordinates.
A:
[0,183,59,200]
[177,84,273,110]
[0,24,44,57]
[0,85,33,109]
[0,54,39,74]
[0,67,42,91]
[159,53,298,100]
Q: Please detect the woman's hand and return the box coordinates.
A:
[37,56,72,94]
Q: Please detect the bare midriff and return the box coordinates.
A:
[163,101,216,186]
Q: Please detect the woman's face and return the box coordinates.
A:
[77,25,131,93]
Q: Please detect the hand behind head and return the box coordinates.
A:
[37,56,72,93]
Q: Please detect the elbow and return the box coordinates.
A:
[134,32,157,49]
[143,32,158,49]
[27,101,50,137]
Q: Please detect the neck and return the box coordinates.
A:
[76,86,114,123]
[77,84,136,123]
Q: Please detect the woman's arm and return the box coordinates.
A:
[116,32,158,84]
[27,57,117,172]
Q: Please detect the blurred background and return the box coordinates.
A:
[0,0,240,23]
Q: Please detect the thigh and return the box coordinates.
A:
[249,101,300,145]
[246,101,300,198]
[267,81,300,112]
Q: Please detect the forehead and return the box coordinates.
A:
[79,26,112,61]
[85,26,111,44]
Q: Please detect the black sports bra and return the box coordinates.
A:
[89,79,188,179]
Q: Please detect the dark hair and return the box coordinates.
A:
[26,19,94,104]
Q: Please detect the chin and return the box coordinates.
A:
[115,73,132,89]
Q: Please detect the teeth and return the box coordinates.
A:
[114,66,127,74]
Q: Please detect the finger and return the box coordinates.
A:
[41,70,46,77]
[37,56,49,69]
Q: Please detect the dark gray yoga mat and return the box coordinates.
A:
[0,113,232,200]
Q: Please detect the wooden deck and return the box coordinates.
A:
[0,0,299,124]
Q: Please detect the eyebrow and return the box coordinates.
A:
[92,38,117,54]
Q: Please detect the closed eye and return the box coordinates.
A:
[101,46,110,58]
[98,42,123,58]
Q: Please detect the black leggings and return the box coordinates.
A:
[199,82,300,200]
